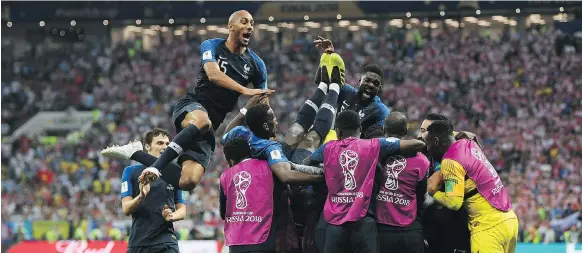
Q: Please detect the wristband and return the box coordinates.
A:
[240,108,247,115]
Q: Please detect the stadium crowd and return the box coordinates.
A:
[2,24,581,245]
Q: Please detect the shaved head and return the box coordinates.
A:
[227,10,254,47]
[384,111,408,137]
[229,10,252,25]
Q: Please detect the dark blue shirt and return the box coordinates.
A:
[308,137,401,164]
[337,84,390,136]
[221,126,289,166]
[121,164,186,247]
[192,38,267,127]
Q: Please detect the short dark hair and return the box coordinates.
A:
[362,64,384,80]
[144,128,170,147]
[245,104,273,139]
[426,120,453,138]
[364,124,384,139]
[425,113,450,122]
[223,137,251,165]
[336,110,361,132]
[384,111,407,137]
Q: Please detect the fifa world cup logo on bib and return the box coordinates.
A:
[339,150,359,190]
[233,171,252,209]
[384,155,407,190]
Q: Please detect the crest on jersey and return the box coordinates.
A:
[358,110,365,119]
[244,64,251,74]
[233,171,252,209]
[339,150,359,190]
[384,155,407,190]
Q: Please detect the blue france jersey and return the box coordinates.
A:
[337,84,390,135]
[193,38,268,126]
[222,126,289,166]
[120,164,186,247]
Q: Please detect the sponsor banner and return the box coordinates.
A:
[8,240,222,253]
[516,243,582,253]
[8,241,128,253]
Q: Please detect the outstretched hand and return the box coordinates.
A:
[314,35,334,53]
[241,88,275,97]
[245,94,269,108]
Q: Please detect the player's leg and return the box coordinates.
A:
[505,218,519,253]
[175,130,215,190]
[350,217,380,253]
[150,102,212,171]
[285,78,329,148]
[101,141,184,187]
[470,227,505,253]
[142,99,212,187]
[401,230,425,253]
[377,229,401,253]
[293,80,340,154]
[322,223,349,253]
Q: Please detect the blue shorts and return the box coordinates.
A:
[171,96,215,170]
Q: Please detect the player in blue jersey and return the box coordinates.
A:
[120,128,186,253]
[102,10,273,191]
[287,37,389,144]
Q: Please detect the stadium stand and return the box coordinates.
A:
[1,2,581,252]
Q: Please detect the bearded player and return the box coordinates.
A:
[102,10,273,190]
[425,120,518,253]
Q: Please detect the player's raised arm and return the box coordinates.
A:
[378,137,426,158]
[120,166,148,216]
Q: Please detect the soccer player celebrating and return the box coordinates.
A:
[219,128,323,253]
[303,37,390,142]
[374,112,430,253]
[303,110,426,253]
[418,113,474,253]
[222,65,343,251]
[425,120,519,253]
[120,128,186,253]
[103,10,273,190]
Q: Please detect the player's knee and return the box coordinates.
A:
[179,160,204,191]
[297,131,321,150]
[284,123,306,147]
[181,110,212,131]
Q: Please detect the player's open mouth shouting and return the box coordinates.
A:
[242,32,252,44]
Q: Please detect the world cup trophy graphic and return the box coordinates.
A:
[233,171,252,209]
[339,150,359,190]
[384,155,407,190]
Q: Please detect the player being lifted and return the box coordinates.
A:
[295,36,390,144]
[102,10,273,190]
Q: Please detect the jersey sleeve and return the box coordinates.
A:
[200,39,221,65]
[265,143,289,166]
[250,51,268,89]
[175,189,187,204]
[378,137,401,157]
[375,99,391,126]
[433,159,465,210]
[343,84,358,95]
[120,166,134,199]
[308,143,327,164]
